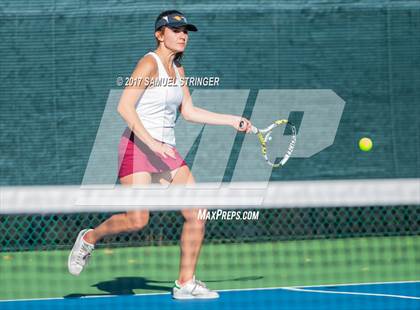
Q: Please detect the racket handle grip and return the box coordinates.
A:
[239,120,258,134]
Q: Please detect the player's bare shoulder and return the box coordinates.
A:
[132,53,158,79]
[127,53,158,88]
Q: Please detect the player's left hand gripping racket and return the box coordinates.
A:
[240,119,297,168]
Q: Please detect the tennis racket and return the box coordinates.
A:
[240,119,297,168]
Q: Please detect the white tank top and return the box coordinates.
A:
[135,52,183,146]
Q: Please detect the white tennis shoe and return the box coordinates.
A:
[172,276,219,299]
[68,229,95,276]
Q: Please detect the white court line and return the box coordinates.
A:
[283,287,420,300]
[294,279,420,289]
[0,292,171,303]
[215,280,420,293]
[0,280,418,303]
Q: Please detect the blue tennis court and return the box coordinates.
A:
[1,281,419,310]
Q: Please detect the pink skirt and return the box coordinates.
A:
[118,130,187,178]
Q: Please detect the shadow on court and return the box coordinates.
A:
[63,275,264,298]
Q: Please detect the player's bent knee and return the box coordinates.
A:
[186,212,206,230]
[126,211,150,231]
[183,209,204,223]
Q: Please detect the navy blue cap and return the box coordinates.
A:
[155,12,198,32]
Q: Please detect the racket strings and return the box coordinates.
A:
[265,122,296,167]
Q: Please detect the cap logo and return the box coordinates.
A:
[174,15,182,21]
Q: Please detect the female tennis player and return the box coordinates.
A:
[68,10,252,299]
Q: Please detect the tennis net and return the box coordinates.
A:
[0,179,419,305]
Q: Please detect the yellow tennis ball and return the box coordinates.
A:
[359,137,373,152]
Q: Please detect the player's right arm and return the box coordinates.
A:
[117,55,175,159]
